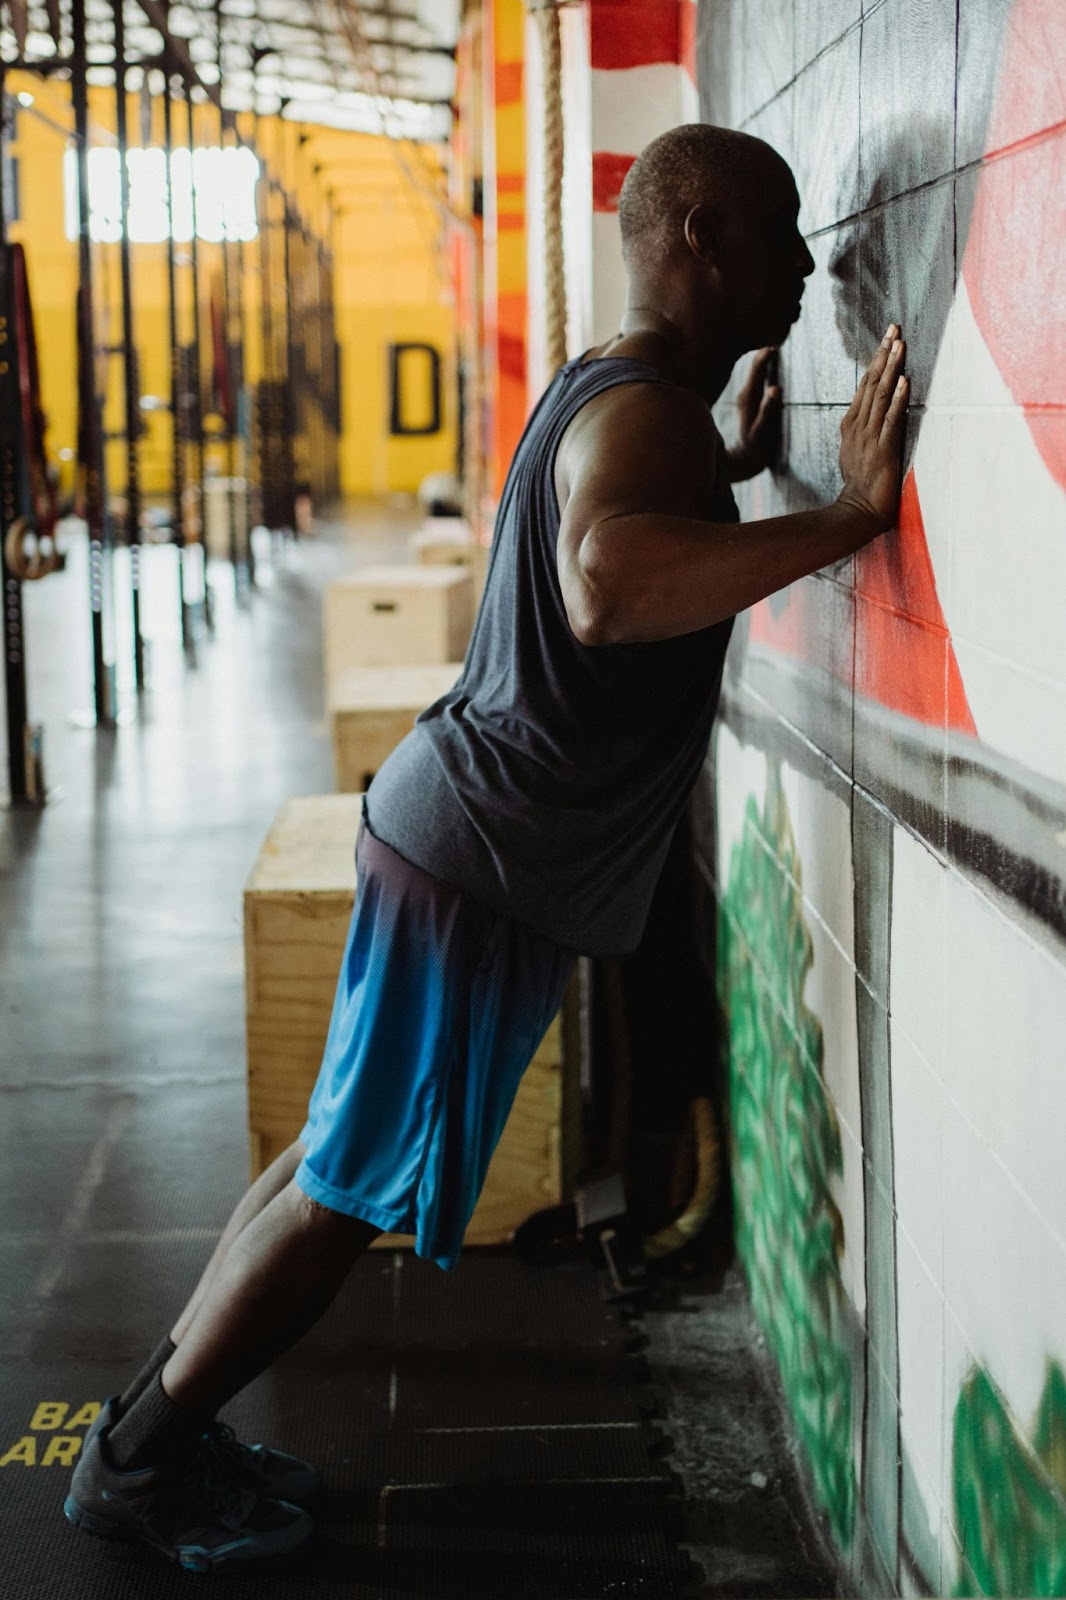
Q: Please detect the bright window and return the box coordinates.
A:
[63,145,260,243]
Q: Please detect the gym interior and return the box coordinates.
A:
[2,2,1064,1598]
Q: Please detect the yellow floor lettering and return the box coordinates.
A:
[30,1402,70,1430]
[68,1403,102,1429]
[0,1436,37,1467]
[40,1436,82,1467]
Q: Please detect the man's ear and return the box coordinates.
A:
[683,202,722,266]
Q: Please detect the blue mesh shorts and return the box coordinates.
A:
[295,813,575,1271]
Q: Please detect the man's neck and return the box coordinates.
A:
[617,303,735,406]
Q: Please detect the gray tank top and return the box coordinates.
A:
[365,353,738,957]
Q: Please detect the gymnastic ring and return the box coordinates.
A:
[35,526,62,577]
[4,516,61,581]
[5,516,42,581]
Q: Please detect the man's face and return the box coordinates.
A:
[706,165,815,352]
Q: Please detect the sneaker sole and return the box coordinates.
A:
[63,1494,314,1574]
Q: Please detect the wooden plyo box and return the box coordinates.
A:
[329,663,462,792]
[203,477,249,562]
[323,565,474,682]
[410,518,475,568]
[243,793,580,1250]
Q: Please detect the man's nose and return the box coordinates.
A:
[799,238,816,277]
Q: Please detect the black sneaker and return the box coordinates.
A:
[64,1421,314,1574]
[198,1418,323,1508]
[86,1398,323,1509]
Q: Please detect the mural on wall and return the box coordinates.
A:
[696,0,1066,1593]
[953,1362,1066,1598]
[723,0,1066,946]
[717,758,854,1546]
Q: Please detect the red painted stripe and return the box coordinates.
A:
[854,474,975,732]
[497,212,525,232]
[495,291,527,498]
[750,471,976,734]
[497,173,524,194]
[593,150,636,212]
[497,331,526,384]
[494,59,522,105]
[679,0,697,85]
[590,0,680,71]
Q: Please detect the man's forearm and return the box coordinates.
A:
[570,500,882,645]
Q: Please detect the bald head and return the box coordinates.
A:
[618,123,793,277]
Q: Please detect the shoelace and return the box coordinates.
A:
[199,1420,245,1470]
[186,1428,253,1521]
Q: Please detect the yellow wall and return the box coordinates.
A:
[5,72,455,502]
[310,129,456,497]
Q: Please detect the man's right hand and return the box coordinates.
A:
[837,324,909,532]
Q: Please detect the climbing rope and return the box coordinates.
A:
[531,0,569,372]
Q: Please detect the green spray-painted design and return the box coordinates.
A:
[952,1361,1066,1596]
[717,757,855,1546]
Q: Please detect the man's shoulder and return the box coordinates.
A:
[565,373,715,457]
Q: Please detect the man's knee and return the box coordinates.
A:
[286,1182,381,1252]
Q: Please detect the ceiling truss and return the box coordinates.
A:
[1,0,459,139]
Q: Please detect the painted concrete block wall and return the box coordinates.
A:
[697,0,1066,1593]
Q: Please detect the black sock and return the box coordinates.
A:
[117,1334,177,1416]
[107,1370,211,1472]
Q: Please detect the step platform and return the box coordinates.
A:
[323,565,474,683]
[328,662,462,792]
[243,794,582,1249]
[409,517,476,567]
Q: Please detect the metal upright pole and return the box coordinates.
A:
[316,227,325,501]
[254,98,272,391]
[305,219,321,504]
[212,0,240,593]
[162,67,191,649]
[184,72,212,629]
[0,65,29,800]
[72,0,114,723]
[253,89,277,533]
[231,121,253,585]
[323,202,340,501]
[219,111,240,588]
[281,189,297,534]
[114,0,146,690]
[314,231,323,496]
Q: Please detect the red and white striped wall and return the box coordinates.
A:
[588,0,698,343]
[525,0,698,394]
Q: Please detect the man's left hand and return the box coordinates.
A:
[727,347,782,482]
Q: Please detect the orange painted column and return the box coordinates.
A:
[488,0,529,500]
[451,8,488,531]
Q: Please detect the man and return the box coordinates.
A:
[64,123,907,1572]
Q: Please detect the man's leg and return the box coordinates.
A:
[67,1174,375,1572]
[112,1139,308,1417]
[170,1139,306,1344]
[108,1178,380,1469]
[161,1180,380,1414]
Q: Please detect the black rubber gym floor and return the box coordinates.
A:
[2,1209,691,1596]
[0,515,700,1598]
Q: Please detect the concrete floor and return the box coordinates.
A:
[641,1258,845,1598]
[0,503,843,1597]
